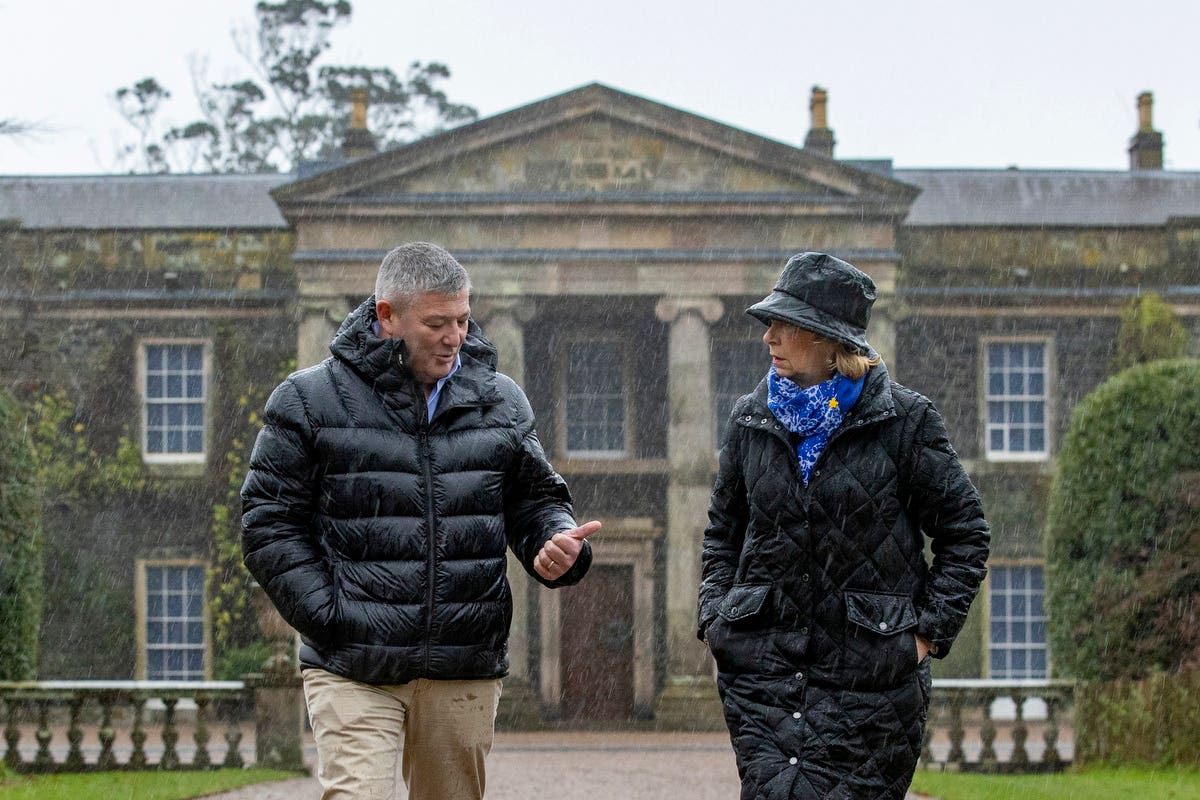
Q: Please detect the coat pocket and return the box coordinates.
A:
[842,590,919,689]
[717,583,772,624]
[708,584,773,675]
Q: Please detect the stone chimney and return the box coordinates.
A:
[1128,91,1164,170]
[804,86,836,158]
[342,88,377,160]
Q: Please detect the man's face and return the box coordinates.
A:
[377,290,470,386]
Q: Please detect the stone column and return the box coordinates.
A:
[653,296,727,730]
[296,297,341,370]
[475,297,541,727]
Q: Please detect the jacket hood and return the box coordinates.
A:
[329,295,500,394]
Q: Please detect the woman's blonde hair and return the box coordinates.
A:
[833,345,881,380]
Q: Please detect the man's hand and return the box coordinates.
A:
[534,520,601,581]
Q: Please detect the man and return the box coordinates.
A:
[241,242,599,800]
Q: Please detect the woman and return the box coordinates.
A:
[698,252,989,800]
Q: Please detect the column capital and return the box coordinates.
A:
[654,296,724,324]
[473,296,538,325]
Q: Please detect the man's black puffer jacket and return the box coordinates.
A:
[698,363,989,800]
[242,297,590,685]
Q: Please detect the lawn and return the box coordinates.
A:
[910,767,1200,799]
[0,769,298,800]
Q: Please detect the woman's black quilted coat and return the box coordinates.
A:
[242,298,589,685]
[698,363,989,799]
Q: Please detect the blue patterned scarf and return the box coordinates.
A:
[767,367,866,485]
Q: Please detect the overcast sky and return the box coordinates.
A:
[3,0,1199,175]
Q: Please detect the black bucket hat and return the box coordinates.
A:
[746,252,877,356]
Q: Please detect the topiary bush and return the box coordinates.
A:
[1045,359,1200,681]
[0,389,44,680]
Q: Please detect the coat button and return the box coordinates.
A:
[795,671,804,680]
[800,626,809,635]
[792,711,801,719]
[801,573,810,582]
[730,606,738,614]
[742,415,753,422]
[879,621,889,631]
[789,757,798,765]
[760,418,769,425]
[813,469,821,477]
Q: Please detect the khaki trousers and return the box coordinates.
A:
[302,668,502,800]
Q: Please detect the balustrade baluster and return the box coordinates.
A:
[33,699,53,770]
[160,697,180,769]
[192,695,212,768]
[218,696,245,769]
[65,696,85,770]
[946,693,965,768]
[223,726,245,769]
[1011,689,1030,768]
[3,698,22,771]
[128,697,148,769]
[1043,693,1062,769]
[979,689,998,771]
[97,693,117,771]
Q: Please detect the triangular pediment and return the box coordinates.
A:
[273,83,917,205]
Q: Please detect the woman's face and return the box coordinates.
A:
[763,320,838,387]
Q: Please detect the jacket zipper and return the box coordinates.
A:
[418,396,437,677]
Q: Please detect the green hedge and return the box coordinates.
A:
[1045,359,1200,681]
[1075,668,1200,766]
[0,390,44,680]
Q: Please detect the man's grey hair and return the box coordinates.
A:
[375,242,471,310]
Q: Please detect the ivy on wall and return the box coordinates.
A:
[0,390,44,680]
[207,351,294,679]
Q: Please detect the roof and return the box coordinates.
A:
[272,83,918,208]
[897,168,1200,227]
[0,174,292,230]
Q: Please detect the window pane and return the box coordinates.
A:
[1029,372,1045,395]
[1030,568,1044,591]
[988,373,1004,396]
[147,374,163,398]
[990,429,1004,451]
[167,650,184,673]
[147,622,164,645]
[187,649,204,675]
[990,650,1006,675]
[187,622,204,644]
[167,405,183,426]
[186,374,203,398]
[1009,343,1026,366]
[1011,593,1026,617]
[186,430,203,453]
[1029,430,1045,452]
[1008,372,1025,394]
[1010,429,1025,451]
[1012,650,1027,673]
[988,402,1004,424]
[1031,649,1047,676]
[167,347,183,371]
[186,346,202,371]
[147,650,164,680]
[1029,402,1044,424]
[991,621,1007,643]
[1028,346,1044,368]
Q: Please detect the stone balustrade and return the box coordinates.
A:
[1,681,250,773]
[922,679,1075,773]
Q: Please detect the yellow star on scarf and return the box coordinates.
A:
[828,398,839,409]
